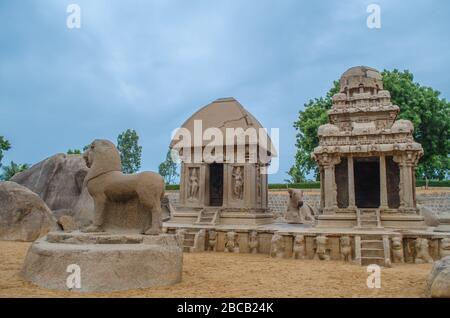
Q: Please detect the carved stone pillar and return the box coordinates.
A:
[317,154,340,214]
[394,152,419,210]
[347,156,356,209]
[379,155,388,210]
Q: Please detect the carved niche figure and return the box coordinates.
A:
[292,235,306,260]
[314,235,330,261]
[225,231,239,253]
[440,238,450,259]
[232,166,244,200]
[414,238,433,264]
[340,236,352,262]
[248,231,259,254]
[188,168,199,200]
[270,233,285,258]
[391,237,404,263]
[207,230,217,251]
[82,139,165,235]
[286,189,315,224]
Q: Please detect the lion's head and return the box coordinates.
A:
[392,237,403,250]
[84,139,122,181]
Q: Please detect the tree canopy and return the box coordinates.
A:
[1,161,29,181]
[291,69,450,181]
[158,149,179,185]
[117,129,142,174]
[0,136,11,169]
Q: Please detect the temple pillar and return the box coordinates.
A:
[319,154,340,214]
[347,156,356,209]
[379,155,388,210]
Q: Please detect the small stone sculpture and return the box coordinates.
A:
[232,166,244,200]
[270,233,285,258]
[314,235,330,261]
[248,231,259,254]
[286,189,315,224]
[440,238,450,259]
[188,168,199,200]
[207,230,217,251]
[82,140,165,235]
[292,235,305,260]
[391,237,404,263]
[225,231,239,253]
[340,236,352,262]
[414,238,433,264]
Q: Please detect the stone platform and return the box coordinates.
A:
[21,231,183,292]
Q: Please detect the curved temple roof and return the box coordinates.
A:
[170,97,277,157]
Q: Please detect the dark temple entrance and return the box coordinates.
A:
[354,157,380,208]
[209,163,223,206]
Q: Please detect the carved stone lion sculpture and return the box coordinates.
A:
[207,230,217,251]
[225,231,239,253]
[414,238,433,264]
[286,189,315,224]
[82,139,165,235]
[292,234,306,260]
[248,231,259,254]
[314,235,330,261]
[340,236,352,262]
[270,233,285,258]
[440,238,450,259]
[391,237,404,263]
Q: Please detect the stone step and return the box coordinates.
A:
[361,240,384,249]
[361,248,384,257]
[361,256,385,266]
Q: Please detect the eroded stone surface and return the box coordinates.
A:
[21,233,182,292]
[0,181,57,241]
[427,256,450,298]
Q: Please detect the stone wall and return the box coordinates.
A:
[417,192,450,217]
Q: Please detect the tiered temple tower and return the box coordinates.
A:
[313,66,425,229]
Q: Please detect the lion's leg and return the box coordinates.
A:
[83,194,106,232]
[140,191,162,235]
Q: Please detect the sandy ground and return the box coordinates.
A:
[0,241,432,298]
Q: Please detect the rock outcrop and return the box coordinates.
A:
[427,256,450,298]
[11,153,94,225]
[0,181,57,241]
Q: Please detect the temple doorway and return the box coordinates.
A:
[354,157,380,208]
[209,163,223,206]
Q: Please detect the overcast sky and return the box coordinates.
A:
[1,0,449,182]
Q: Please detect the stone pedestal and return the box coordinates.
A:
[21,232,183,292]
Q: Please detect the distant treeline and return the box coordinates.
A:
[164,180,450,191]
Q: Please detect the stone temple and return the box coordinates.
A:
[169,97,276,226]
[313,66,425,229]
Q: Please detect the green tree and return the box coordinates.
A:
[117,129,142,174]
[67,149,82,155]
[292,69,450,180]
[0,136,11,169]
[158,149,179,184]
[1,161,30,181]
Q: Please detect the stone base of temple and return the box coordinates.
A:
[163,221,450,267]
[21,232,183,292]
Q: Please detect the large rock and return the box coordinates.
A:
[0,181,57,241]
[426,256,450,298]
[419,205,440,227]
[11,153,94,225]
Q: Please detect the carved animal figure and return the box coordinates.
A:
[292,235,306,260]
[340,236,352,262]
[207,230,217,251]
[270,233,285,258]
[225,231,239,253]
[440,238,450,259]
[314,235,330,261]
[248,231,258,254]
[82,139,165,235]
[414,238,433,264]
[391,237,404,263]
[286,189,315,224]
